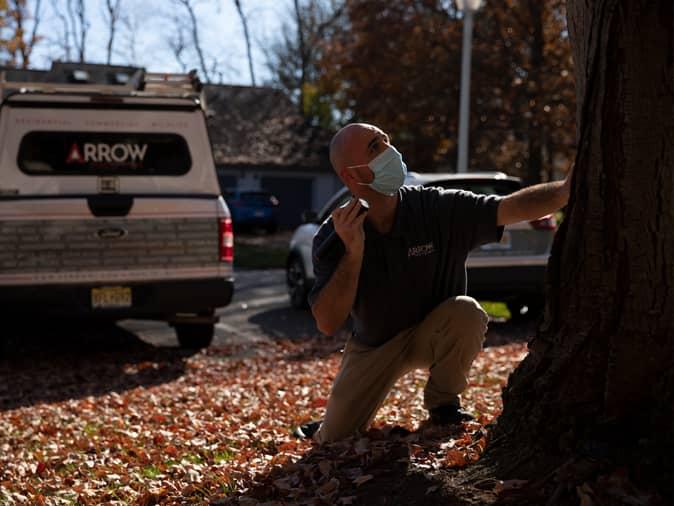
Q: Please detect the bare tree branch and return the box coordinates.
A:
[174,0,210,82]
[5,0,43,68]
[266,0,345,117]
[10,0,25,67]
[120,11,139,65]
[104,0,122,65]
[75,0,87,62]
[66,0,78,59]
[167,17,189,73]
[26,0,43,67]
[65,0,87,62]
[233,0,255,86]
[50,0,72,60]
[294,0,305,109]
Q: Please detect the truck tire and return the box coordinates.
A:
[175,323,214,349]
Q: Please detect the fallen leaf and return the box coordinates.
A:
[444,449,468,468]
[318,460,332,477]
[495,479,529,494]
[317,477,340,496]
[35,461,47,476]
[0,333,528,503]
[353,474,374,487]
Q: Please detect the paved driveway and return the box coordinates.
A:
[122,269,318,348]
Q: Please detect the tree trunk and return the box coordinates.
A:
[487,0,673,502]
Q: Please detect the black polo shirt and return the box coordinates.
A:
[308,185,503,347]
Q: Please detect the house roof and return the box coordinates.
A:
[0,62,332,171]
[204,84,331,170]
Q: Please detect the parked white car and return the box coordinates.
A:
[286,172,556,319]
[0,72,234,348]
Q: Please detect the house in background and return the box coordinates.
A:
[205,84,341,229]
[1,61,342,228]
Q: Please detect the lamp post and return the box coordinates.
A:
[456,0,483,173]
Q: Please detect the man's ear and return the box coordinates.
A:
[339,168,356,185]
[340,166,374,185]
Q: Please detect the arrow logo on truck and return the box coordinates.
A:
[66,143,84,164]
[66,143,148,164]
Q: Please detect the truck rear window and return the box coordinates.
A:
[17,131,192,176]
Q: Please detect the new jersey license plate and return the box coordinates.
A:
[91,286,132,308]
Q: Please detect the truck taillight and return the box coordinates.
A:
[529,214,557,230]
[219,217,234,262]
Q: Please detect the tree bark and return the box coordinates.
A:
[487,0,674,501]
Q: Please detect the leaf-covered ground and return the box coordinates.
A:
[0,322,530,505]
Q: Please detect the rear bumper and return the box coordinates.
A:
[0,277,234,320]
[467,264,546,300]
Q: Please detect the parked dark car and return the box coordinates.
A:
[223,190,280,233]
[286,172,556,320]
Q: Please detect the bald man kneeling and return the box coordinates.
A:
[294,123,572,443]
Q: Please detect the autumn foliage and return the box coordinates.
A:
[0,330,526,503]
[313,0,575,181]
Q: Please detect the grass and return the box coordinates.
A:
[183,453,204,465]
[83,422,99,437]
[213,450,235,464]
[480,301,511,320]
[142,465,162,479]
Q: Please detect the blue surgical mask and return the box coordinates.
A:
[355,145,407,196]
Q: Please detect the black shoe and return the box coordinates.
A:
[293,420,322,439]
[429,404,474,425]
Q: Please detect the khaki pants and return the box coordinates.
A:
[315,296,488,444]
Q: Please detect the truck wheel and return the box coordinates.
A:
[175,323,214,349]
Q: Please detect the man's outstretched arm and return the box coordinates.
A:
[497,165,574,226]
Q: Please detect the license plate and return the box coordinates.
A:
[481,230,512,251]
[91,286,132,308]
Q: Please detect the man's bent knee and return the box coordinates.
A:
[447,296,488,327]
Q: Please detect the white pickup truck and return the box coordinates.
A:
[0,72,234,348]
